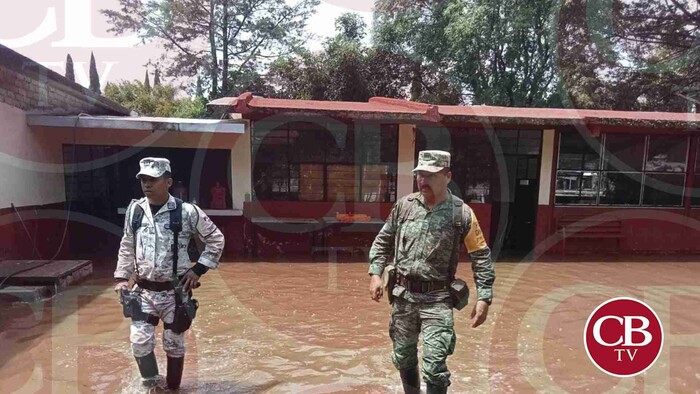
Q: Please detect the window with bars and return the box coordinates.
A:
[555,132,688,206]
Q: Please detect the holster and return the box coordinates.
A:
[383,265,397,305]
[449,278,470,311]
[166,290,199,334]
[120,289,159,325]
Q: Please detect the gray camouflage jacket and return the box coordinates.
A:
[114,194,225,282]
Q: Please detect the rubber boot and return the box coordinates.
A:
[166,356,185,390]
[135,352,159,386]
[399,366,420,394]
[426,383,448,394]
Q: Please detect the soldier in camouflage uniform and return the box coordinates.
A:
[368,150,495,394]
[114,157,225,389]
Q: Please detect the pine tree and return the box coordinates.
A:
[153,68,161,87]
[195,76,203,98]
[144,70,151,91]
[89,52,101,94]
[65,54,75,83]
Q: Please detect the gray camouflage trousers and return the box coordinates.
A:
[130,288,185,358]
[390,298,456,387]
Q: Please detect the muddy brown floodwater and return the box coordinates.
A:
[1,259,700,393]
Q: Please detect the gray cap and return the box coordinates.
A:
[413,150,451,173]
[136,157,171,179]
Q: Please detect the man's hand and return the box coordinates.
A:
[179,270,200,292]
[114,281,129,300]
[369,274,383,302]
[470,300,490,328]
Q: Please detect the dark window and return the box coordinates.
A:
[252,121,398,202]
[688,139,700,206]
[642,136,687,207]
[414,128,539,203]
[555,132,602,205]
[599,172,642,205]
[556,132,688,207]
[603,134,645,172]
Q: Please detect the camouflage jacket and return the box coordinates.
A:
[114,194,225,282]
[369,191,495,303]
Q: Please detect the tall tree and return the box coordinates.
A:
[266,13,458,103]
[195,75,204,98]
[153,68,162,87]
[102,0,319,99]
[557,0,698,111]
[65,54,75,83]
[144,70,151,91]
[89,52,101,94]
[335,12,367,42]
[373,0,561,106]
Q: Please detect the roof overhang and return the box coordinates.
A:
[27,115,247,134]
[209,92,700,131]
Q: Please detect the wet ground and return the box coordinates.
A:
[1,257,699,393]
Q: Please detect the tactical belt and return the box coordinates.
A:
[136,279,176,292]
[396,273,449,293]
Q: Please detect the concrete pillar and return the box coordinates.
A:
[397,124,416,198]
[534,128,556,256]
[231,119,251,210]
[538,129,556,205]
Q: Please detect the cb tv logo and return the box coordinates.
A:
[584,297,664,377]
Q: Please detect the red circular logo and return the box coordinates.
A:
[584,297,663,377]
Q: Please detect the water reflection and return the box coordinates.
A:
[1,260,699,393]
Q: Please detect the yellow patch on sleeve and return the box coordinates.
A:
[464,208,488,253]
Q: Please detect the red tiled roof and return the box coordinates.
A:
[209,93,427,114]
[209,92,700,128]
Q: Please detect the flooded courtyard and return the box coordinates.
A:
[1,259,699,393]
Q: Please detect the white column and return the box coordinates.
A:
[231,119,252,210]
[397,124,416,198]
[538,129,556,205]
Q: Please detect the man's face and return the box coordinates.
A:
[415,169,452,198]
[139,175,172,199]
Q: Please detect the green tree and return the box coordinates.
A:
[373,0,561,106]
[104,80,206,118]
[153,68,162,87]
[557,0,698,111]
[267,12,459,103]
[144,70,151,91]
[89,52,101,94]
[65,54,75,83]
[102,0,319,99]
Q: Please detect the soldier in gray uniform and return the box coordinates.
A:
[368,150,495,394]
[114,157,225,389]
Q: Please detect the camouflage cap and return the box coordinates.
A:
[136,157,171,179]
[413,150,451,173]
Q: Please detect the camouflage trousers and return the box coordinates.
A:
[389,298,456,387]
[130,288,185,358]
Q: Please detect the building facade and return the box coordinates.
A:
[3,41,700,262]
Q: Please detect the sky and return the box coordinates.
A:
[0,0,374,90]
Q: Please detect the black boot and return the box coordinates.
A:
[166,356,185,390]
[135,352,159,386]
[135,352,159,378]
[426,383,448,394]
[399,366,420,394]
